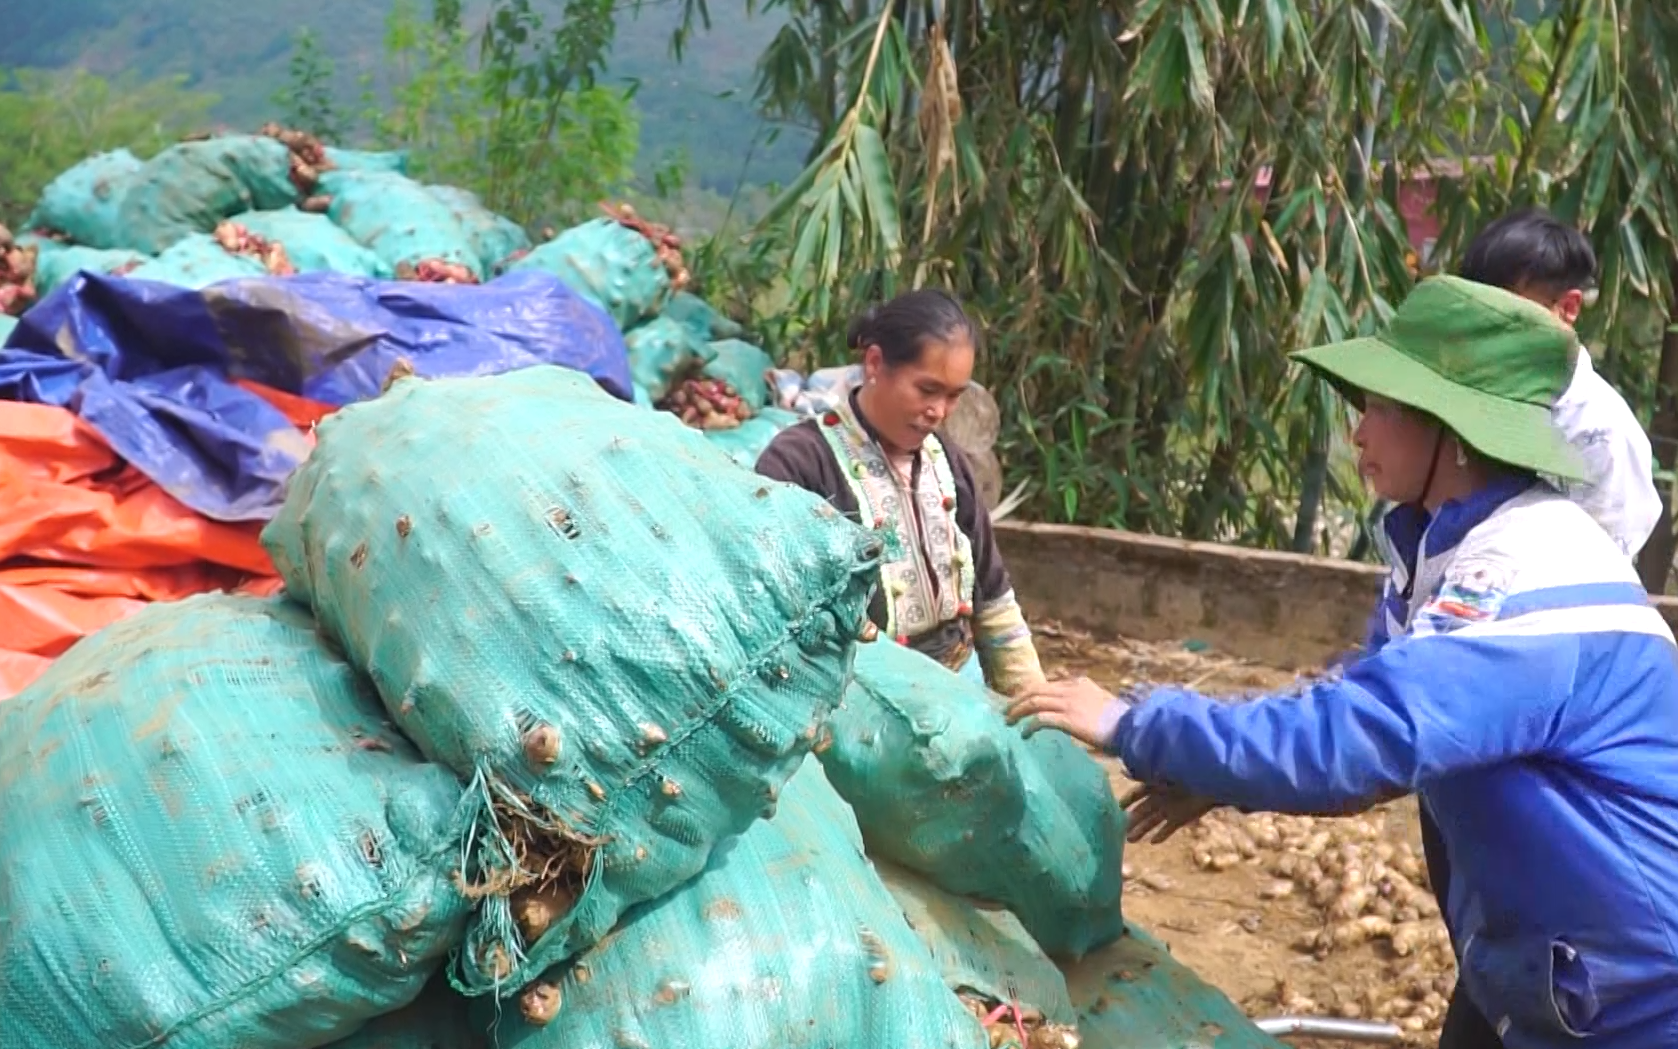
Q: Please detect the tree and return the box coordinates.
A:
[355,0,641,226]
[672,0,1678,570]
[700,0,1515,548]
[1411,2,1678,589]
[274,28,349,143]
[0,68,216,228]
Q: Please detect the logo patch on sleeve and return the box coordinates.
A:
[1412,560,1513,634]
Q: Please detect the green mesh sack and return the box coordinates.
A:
[819,639,1127,958]
[114,136,299,254]
[261,366,882,997]
[325,976,485,1049]
[26,148,143,248]
[320,170,482,278]
[876,860,1075,1023]
[0,593,472,1049]
[28,241,147,295]
[702,338,775,412]
[624,315,714,401]
[425,185,531,272]
[233,207,391,277]
[663,290,744,341]
[504,218,671,329]
[1068,925,1289,1049]
[326,147,412,175]
[702,406,800,468]
[486,759,986,1049]
[126,232,268,289]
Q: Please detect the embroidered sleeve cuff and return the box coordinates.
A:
[974,590,1032,648]
[972,593,1045,695]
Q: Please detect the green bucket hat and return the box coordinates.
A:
[1290,275,1587,481]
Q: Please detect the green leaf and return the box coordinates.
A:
[854,123,902,255]
[1260,0,1286,67]
[821,190,844,285]
[1297,265,1331,346]
[1180,11,1216,112]
[1230,232,1257,298]
[1192,0,1224,39]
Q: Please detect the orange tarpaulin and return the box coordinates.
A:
[0,383,332,698]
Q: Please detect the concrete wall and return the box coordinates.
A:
[996,521,1678,669]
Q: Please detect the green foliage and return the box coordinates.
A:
[0,0,809,194]
[691,0,1678,559]
[356,0,640,227]
[274,29,349,143]
[0,68,216,229]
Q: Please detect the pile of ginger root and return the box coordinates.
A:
[1183,809,1458,1042]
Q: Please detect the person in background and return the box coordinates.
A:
[1462,208,1661,555]
[754,289,1046,696]
[1009,276,1678,1049]
[1364,209,1664,1047]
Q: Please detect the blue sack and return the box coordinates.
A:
[0,593,472,1049]
[125,232,270,289]
[232,207,391,277]
[29,240,148,296]
[504,218,672,330]
[484,760,985,1049]
[262,367,882,996]
[662,290,744,341]
[321,169,483,278]
[324,977,484,1049]
[819,639,1128,958]
[113,136,300,254]
[25,148,144,249]
[701,406,800,468]
[426,185,531,273]
[0,270,633,522]
[325,147,412,175]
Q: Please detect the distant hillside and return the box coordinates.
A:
[1,0,813,192]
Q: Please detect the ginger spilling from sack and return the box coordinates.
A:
[601,201,689,291]
[959,995,1081,1049]
[258,122,334,196]
[213,221,295,276]
[394,259,479,284]
[0,224,39,317]
[663,376,754,431]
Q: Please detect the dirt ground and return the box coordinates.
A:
[1035,623,1456,1047]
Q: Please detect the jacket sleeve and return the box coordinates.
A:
[1111,624,1580,814]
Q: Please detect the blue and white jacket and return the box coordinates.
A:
[1110,478,1678,1049]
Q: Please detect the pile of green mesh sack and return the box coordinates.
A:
[11,130,805,466]
[0,361,1288,1049]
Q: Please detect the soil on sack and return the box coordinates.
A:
[1035,625,1453,1049]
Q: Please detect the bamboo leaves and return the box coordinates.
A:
[710,0,1678,554]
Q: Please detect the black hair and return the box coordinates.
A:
[846,288,977,367]
[1457,207,1597,300]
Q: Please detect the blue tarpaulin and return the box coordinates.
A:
[0,270,634,523]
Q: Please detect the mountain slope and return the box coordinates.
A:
[0,0,812,191]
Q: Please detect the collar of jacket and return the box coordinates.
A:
[1382,473,1537,587]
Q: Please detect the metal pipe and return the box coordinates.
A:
[1253,1015,1404,1044]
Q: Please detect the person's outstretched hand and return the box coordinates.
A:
[1120,782,1220,844]
[1004,676,1131,750]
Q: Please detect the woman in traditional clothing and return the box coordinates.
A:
[755,289,1046,696]
[1008,276,1678,1049]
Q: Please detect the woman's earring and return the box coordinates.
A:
[1454,443,1468,467]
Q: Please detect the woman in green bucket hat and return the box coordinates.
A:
[1007,276,1678,1049]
